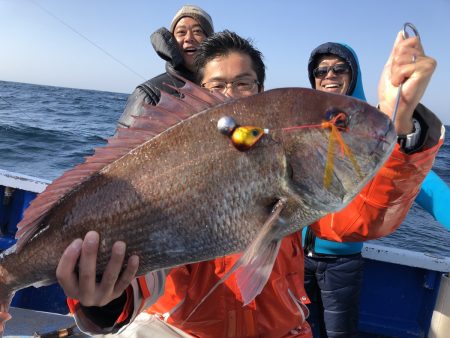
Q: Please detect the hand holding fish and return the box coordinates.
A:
[56,231,139,307]
[378,30,437,135]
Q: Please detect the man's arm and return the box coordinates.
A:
[311,134,443,242]
[378,31,437,135]
[416,170,450,231]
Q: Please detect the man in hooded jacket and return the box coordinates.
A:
[117,5,214,129]
[303,42,368,337]
[304,42,450,337]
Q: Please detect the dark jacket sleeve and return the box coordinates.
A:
[117,27,186,130]
[150,27,184,69]
[69,271,167,335]
[411,103,443,153]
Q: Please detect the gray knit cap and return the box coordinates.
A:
[169,5,214,37]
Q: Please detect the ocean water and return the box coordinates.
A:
[1,80,449,257]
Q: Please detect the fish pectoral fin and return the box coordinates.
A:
[236,238,282,306]
[236,198,287,305]
[182,198,287,324]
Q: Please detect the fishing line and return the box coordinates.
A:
[282,120,365,186]
[28,0,146,81]
[0,96,12,105]
[281,124,389,143]
[0,95,35,130]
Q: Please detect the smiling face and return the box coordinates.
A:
[314,56,351,95]
[173,17,207,72]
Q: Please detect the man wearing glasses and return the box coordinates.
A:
[56,31,442,338]
[197,37,263,97]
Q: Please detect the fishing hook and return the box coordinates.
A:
[391,22,420,123]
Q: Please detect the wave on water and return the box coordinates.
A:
[0,80,126,179]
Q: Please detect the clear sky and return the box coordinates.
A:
[1,0,449,124]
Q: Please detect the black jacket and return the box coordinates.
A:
[117,28,196,128]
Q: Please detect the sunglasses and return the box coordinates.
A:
[313,64,350,78]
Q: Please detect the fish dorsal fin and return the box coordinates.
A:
[15,77,225,252]
[131,77,224,129]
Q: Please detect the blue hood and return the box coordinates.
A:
[303,42,366,255]
[307,42,366,101]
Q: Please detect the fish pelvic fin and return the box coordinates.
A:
[182,198,287,324]
[235,198,287,306]
[14,77,226,252]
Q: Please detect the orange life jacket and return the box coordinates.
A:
[145,232,312,338]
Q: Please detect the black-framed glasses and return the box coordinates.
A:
[201,79,260,94]
[313,64,350,79]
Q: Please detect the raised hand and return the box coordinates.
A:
[378,30,437,135]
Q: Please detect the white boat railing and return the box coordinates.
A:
[363,243,450,273]
[0,169,50,194]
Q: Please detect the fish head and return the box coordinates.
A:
[268,88,396,213]
[209,87,396,218]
